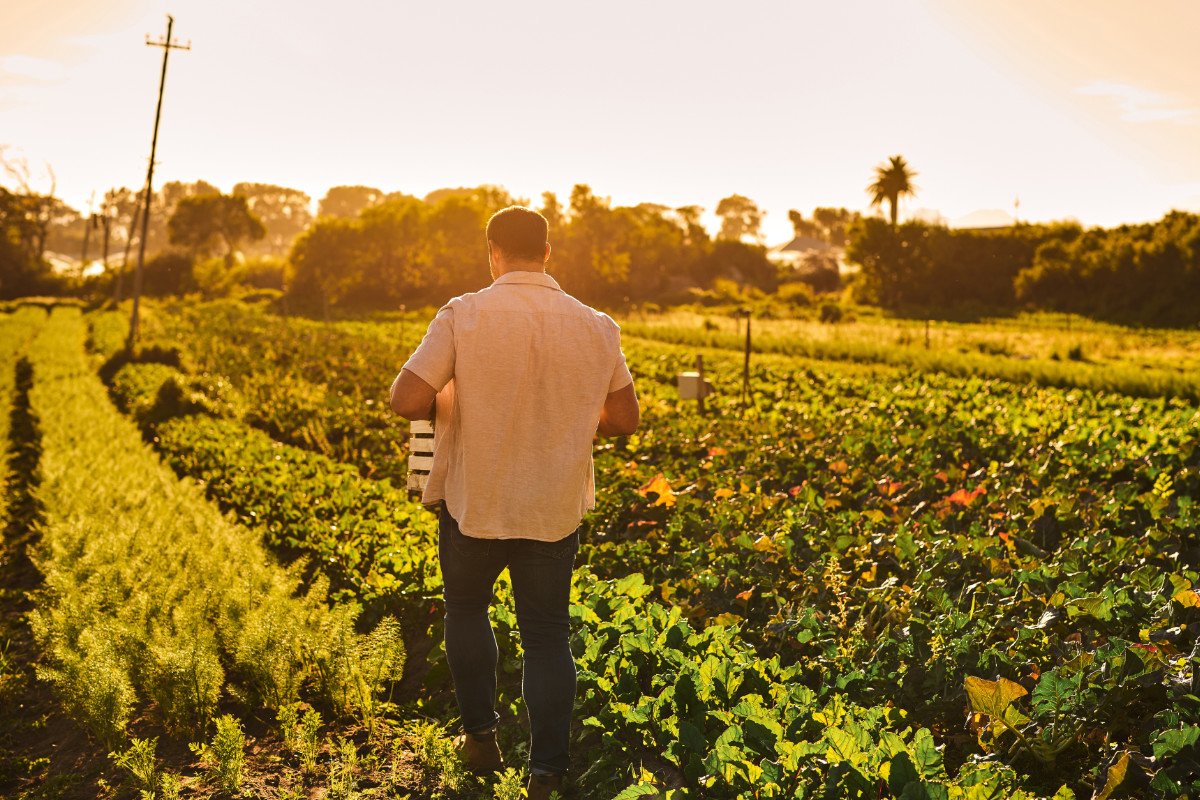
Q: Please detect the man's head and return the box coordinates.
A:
[486,206,550,278]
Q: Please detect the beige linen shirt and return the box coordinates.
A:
[402,270,634,541]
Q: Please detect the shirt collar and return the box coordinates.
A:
[492,270,563,292]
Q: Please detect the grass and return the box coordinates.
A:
[618,309,1200,402]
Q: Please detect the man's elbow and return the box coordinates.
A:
[602,409,640,437]
[389,392,428,420]
[615,411,640,436]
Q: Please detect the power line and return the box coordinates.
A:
[127,15,190,351]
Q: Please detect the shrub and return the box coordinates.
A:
[141,251,196,297]
[109,363,243,429]
[109,362,181,424]
[776,281,815,307]
[236,287,284,305]
[240,255,287,290]
[819,301,844,323]
[193,256,242,298]
[147,631,224,736]
[33,628,136,746]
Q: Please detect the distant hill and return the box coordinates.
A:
[950,209,1016,229]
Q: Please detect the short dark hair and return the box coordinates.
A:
[486,206,548,262]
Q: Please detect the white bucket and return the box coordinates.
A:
[677,371,713,400]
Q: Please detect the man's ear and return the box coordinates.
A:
[544,241,551,263]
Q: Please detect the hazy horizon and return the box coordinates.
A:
[4,0,1200,244]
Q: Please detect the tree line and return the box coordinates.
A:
[847,213,1200,325]
[287,185,792,314]
[3,148,1198,326]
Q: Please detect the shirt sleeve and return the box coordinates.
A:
[608,339,634,393]
[402,304,456,391]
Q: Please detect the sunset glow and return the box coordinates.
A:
[4,0,1200,242]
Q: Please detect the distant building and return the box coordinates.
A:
[949,209,1017,230]
[768,236,856,277]
[768,235,833,267]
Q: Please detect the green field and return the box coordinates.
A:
[1,297,1198,799]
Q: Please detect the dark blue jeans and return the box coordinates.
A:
[437,502,579,775]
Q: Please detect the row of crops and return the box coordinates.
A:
[0,306,515,799]
[4,297,1198,798]
[65,298,1196,798]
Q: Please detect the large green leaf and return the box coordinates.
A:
[887,751,920,796]
[912,728,944,778]
[1031,672,1078,715]
[964,676,1028,718]
[1151,725,1200,759]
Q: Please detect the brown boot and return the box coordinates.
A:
[527,772,565,800]
[454,728,503,774]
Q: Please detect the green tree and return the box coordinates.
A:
[356,195,429,302]
[317,185,383,219]
[867,155,918,226]
[787,210,823,240]
[232,183,313,256]
[143,180,221,255]
[812,207,859,246]
[288,217,364,318]
[0,185,54,297]
[168,194,265,267]
[539,191,564,232]
[715,194,764,243]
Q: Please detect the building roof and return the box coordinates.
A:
[771,235,835,255]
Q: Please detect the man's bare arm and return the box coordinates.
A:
[598,382,640,437]
[389,368,437,420]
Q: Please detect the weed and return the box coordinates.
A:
[189,713,245,794]
[354,615,406,736]
[110,736,160,799]
[158,772,182,800]
[405,720,470,792]
[277,701,301,752]
[326,735,360,800]
[492,767,525,800]
[299,708,323,774]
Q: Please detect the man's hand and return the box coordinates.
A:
[597,382,639,437]
[389,368,437,420]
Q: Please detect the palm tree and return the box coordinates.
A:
[867,155,918,226]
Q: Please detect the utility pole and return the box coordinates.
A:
[114,190,143,304]
[127,15,190,351]
[100,207,112,276]
[79,191,95,280]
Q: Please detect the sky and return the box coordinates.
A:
[3,0,1200,244]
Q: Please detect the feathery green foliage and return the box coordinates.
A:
[20,307,391,741]
[189,714,246,793]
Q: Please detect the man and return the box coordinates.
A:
[389,206,639,799]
